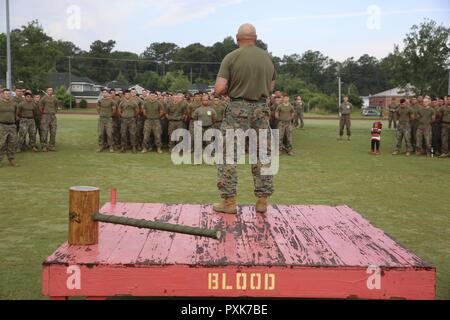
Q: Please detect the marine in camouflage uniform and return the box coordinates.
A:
[142,94,164,154]
[409,98,421,152]
[17,93,38,152]
[388,102,398,129]
[39,88,59,152]
[392,99,413,155]
[131,90,144,151]
[188,95,202,140]
[97,90,116,153]
[269,95,281,130]
[415,97,435,157]
[293,96,304,129]
[0,89,19,167]
[13,89,24,133]
[118,91,139,153]
[431,99,442,156]
[111,91,122,149]
[166,94,188,151]
[338,97,353,140]
[211,96,226,130]
[33,94,42,145]
[213,23,276,215]
[438,98,450,158]
[275,97,295,155]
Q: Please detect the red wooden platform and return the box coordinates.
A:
[42,203,435,300]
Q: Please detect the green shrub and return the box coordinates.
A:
[79,99,88,109]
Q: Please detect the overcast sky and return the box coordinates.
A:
[1,0,449,61]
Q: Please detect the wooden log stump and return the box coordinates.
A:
[68,186,100,245]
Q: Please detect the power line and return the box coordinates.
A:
[66,55,221,65]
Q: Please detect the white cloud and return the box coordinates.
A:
[148,0,243,27]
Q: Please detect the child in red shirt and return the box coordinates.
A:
[370,122,382,155]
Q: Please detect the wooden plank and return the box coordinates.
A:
[295,205,392,266]
[165,205,202,265]
[272,205,344,266]
[237,206,285,265]
[42,264,436,300]
[107,203,164,264]
[334,205,430,267]
[136,204,183,264]
[196,206,227,265]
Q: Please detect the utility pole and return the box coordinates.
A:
[68,56,72,110]
[6,0,12,89]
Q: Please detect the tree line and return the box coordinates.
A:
[0,19,448,111]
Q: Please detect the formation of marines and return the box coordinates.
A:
[96,88,304,156]
[0,87,60,167]
[390,95,450,158]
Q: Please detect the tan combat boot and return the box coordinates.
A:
[256,197,269,214]
[157,147,163,154]
[213,198,237,214]
[8,159,19,167]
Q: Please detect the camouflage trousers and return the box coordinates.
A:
[112,117,121,147]
[98,117,113,148]
[17,118,37,150]
[278,120,293,152]
[0,124,17,161]
[431,123,442,154]
[136,115,145,148]
[388,112,397,129]
[416,124,432,152]
[217,100,274,199]
[394,124,412,152]
[293,112,304,128]
[143,119,162,149]
[441,123,450,155]
[168,121,184,149]
[121,118,136,148]
[40,114,57,148]
[410,120,419,151]
[339,115,351,136]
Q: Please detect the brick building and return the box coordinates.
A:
[369,86,415,109]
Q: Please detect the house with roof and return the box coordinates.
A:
[368,85,415,108]
[46,72,102,108]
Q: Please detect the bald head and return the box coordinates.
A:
[237,23,257,43]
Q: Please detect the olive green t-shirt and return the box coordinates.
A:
[19,101,36,118]
[397,105,413,125]
[189,102,202,113]
[276,104,295,121]
[119,99,138,119]
[388,104,398,112]
[143,100,163,119]
[193,107,217,127]
[40,95,58,114]
[218,45,276,101]
[97,98,116,118]
[13,96,24,105]
[339,102,353,115]
[417,107,435,126]
[166,102,187,121]
[212,102,226,122]
[439,105,450,123]
[0,99,17,123]
[410,104,421,122]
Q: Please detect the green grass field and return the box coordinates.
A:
[0,115,449,300]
